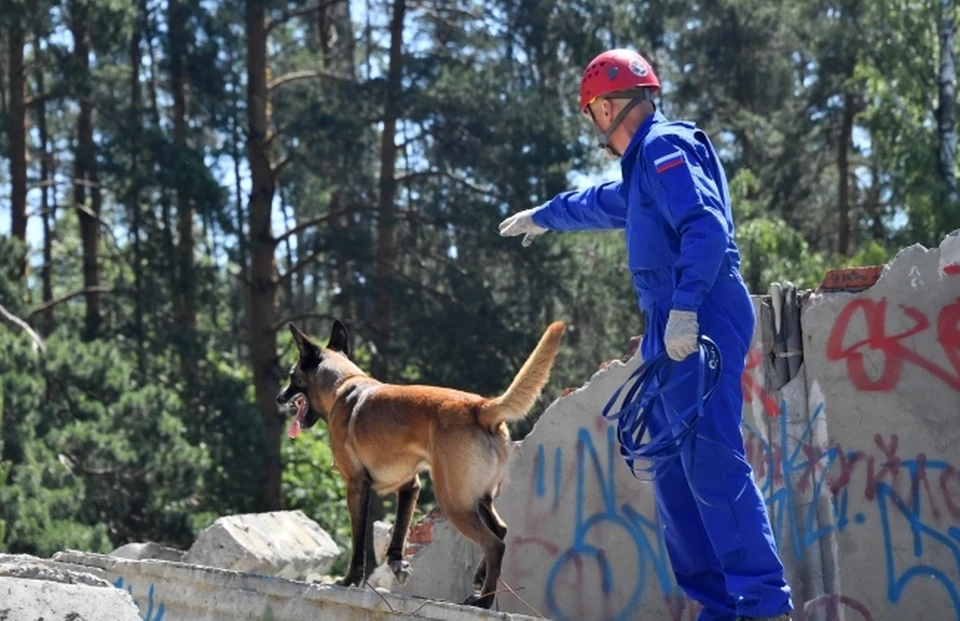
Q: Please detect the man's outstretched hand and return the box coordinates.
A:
[499,207,548,247]
[664,310,699,361]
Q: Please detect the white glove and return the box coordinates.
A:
[498,207,548,247]
[664,310,699,362]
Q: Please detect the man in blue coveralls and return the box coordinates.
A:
[498,49,794,621]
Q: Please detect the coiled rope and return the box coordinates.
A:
[601,335,750,506]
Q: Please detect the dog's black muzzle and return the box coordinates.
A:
[275,384,300,406]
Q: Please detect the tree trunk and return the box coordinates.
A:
[130,0,147,375]
[71,0,102,340]
[169,0,198,379]
[34,55,55,335]
[317,0,356,346]
[371,0,406,380]
[230,38,249,363]
[837,90,854,256]
[245,0,282,511]
[866,152,885,241]
[7,12,28,280]
[836,0,860,257]
[937,0,958,214]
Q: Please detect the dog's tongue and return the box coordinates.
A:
[287,416,302,439]
[287,398,306,439]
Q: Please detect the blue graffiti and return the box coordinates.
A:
[538,426,681,621]
[743,398,960,620]
[113,576,166,621]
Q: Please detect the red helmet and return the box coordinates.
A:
[579,49,660,112]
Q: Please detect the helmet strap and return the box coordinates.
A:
[590,88,655,158]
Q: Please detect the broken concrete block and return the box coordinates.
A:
[396,512,482,603]
[373,519,393,565]
[182,510,341,580]
[110,541,185,562]
[0,556,142,621]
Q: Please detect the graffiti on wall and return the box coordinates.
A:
[743,388,960,620]
[512,425,700,621]
[113,576,166,621]
[508,382,960,621]
[742,348,781,417]
[826,296,960,392]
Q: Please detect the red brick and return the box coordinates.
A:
[818,266,883,292]
[407,521,433,544]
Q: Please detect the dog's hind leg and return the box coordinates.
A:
[472,494,508,593]
[385,475,421,585]
[336,473,372,588]
[363,496,379,580]
[443,504,505,610]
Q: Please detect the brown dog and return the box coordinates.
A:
[276,319,565,608]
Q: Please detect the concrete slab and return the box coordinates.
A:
[111,542,186,563]
[48,550,542,621]
[182,510,340,580]
[0,554,142,621]
[798,231,960,621]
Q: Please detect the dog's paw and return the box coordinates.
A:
[388,559,413,585]
[462,593,494,609]
[335,573,362,588]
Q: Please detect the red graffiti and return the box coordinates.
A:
[743,428,960,520]
[864,434,901,501]
[665,593,702,621]
[741,349,781,417]
[512,536,560,556]
[799,593,875,621]
[944,263,960,276]
[744,432,784,487]
[826,297,960,392]
[941,465,960,518]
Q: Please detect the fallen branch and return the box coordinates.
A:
[268,70,356,92]
[395,168,502,199]
[499,578,544,619]
[363,579,396,613]
[27,286,113,318]
[0,303,47,352]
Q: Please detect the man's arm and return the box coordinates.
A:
[642,136,729,312]
[531,180,627,231]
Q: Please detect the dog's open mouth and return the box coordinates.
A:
[287,393,308,439]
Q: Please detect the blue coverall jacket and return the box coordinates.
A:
[531,110,794,620]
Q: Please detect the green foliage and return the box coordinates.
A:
[281,429,350,573]
[1,0,956,571]
[731,169,831,292]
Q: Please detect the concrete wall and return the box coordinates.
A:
[0,554,144,621]
[34,550,540,621]
[396,230,960,621]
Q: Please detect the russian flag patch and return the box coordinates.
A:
[654,150,684,174]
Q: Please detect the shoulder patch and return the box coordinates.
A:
[653,149,685,174]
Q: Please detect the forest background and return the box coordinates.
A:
[1,0,957,573]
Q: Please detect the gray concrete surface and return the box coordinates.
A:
[182,510,340,581]
[796,231,960,621]
[0,554,143,621]
[7,231,957,621]
[394,229,960,621]
[111,542,186,563]
[47,550,541,621]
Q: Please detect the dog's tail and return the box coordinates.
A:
[478,321,566,428]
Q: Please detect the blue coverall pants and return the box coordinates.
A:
[639,269,791,620]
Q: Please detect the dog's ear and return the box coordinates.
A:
[289,322,321,368]
[327,319,350,357]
